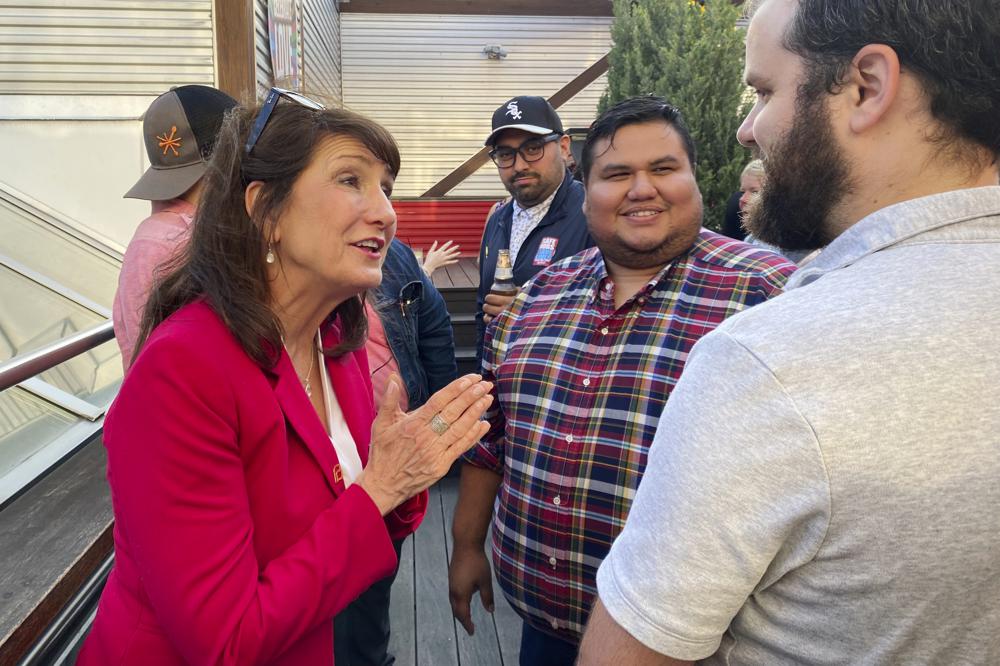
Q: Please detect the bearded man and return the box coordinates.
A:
[449,95,795,666]
[475,95,594,360]
[580,1,1000,664]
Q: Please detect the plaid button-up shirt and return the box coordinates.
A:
[464,230,796,642]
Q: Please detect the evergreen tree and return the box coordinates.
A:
[601,0,750,230]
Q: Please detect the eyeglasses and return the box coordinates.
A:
[489,133,561,168]
[245,87,325,155]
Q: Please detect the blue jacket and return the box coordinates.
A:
[373,239,458,409]
[476,170,592,357]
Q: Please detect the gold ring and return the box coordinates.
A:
[429,414,450,435]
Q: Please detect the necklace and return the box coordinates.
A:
[283,337,316,398]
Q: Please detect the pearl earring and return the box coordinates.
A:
[266,244,276,264]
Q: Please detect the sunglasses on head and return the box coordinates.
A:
[245,87,325,155]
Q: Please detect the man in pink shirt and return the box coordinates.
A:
[113,85,237,369]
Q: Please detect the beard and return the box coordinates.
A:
[745,91,854,251]
[593,207,703,271]
[505,170,545,205]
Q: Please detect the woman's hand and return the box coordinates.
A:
[359,373,492,515]
[422,240,462,277]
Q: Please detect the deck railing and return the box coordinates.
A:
[0,321,117,665]
[0,321,114,393]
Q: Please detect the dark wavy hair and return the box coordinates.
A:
[781,0,1000,165]
[136,102,401,367]
[581,95,697,182]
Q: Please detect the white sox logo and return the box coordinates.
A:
[506,101,523,119]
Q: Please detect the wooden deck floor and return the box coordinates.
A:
[388,476,521,666]
[430,258,480,291]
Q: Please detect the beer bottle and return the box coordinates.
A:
[490,249,519,296]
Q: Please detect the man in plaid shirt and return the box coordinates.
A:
[447,96,797,665]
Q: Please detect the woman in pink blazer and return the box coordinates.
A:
[78,92,492,665]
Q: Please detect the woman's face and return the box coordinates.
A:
[739,173,763,213]
[269,135,397,301]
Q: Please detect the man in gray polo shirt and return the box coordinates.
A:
[578,0,1000,664]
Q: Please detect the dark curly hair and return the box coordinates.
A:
[136,102,401,367]
[781,0,1000,165]
[581,95,697,182]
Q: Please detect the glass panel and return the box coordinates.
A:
[0,387,77,479]
[0,265,105,363]
[36,339,122,406]
[0,195,121,309]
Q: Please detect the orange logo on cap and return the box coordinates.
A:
[157,126,182,157]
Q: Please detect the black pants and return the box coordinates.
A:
[333,538,406,666]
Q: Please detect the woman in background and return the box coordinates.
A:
[721,158,765,240]
[738,158,765,219]
[79,90,492,665]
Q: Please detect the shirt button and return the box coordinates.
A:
[551,619,559,630]
[549,556,557,567]
[565,434,573,443]
[582,377,591,387]
[601,327,609,335]
[553,495,562,506]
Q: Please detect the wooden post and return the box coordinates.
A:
[215,0,257,103]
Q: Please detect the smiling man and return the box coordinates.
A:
[449,96,794,665]
[581,1,1000,665]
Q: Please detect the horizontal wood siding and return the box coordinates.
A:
[0,0,214,95]
[392,199,494,255]
[302,0,342,104]
[253,0,273,99]
[341,13,611,198]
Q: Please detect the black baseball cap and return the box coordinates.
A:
[125,85,238,201]
[485,96,564,146]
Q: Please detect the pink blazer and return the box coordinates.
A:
[79,300,427,665]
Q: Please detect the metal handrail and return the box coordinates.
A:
[0,321,115,392]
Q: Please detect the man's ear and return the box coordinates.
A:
[559,134,573,161]
[846,44,901,135]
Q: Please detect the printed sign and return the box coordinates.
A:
[533,237,559,266]
[268,0,302,90]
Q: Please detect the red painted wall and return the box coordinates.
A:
[392,199,498,257]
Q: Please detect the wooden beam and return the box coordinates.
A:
[421,53,609,198]
[549,53,610,108]
[214,0,257,103]
[339,0,614,17]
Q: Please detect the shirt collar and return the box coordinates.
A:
[151,197,196,218]
[512,186,558,225]
[589,247,685,306]
[787,186,1000,290]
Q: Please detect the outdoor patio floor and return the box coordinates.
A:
[388,476,521,666]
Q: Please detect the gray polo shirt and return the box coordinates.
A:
[597,186,1000,664]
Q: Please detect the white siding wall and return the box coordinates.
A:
[254,0,274,100]
[0,1,214,102]
[0,0,215,249]
[256,0,341,105]
[303,0,342,105]
[341,13,612,198]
